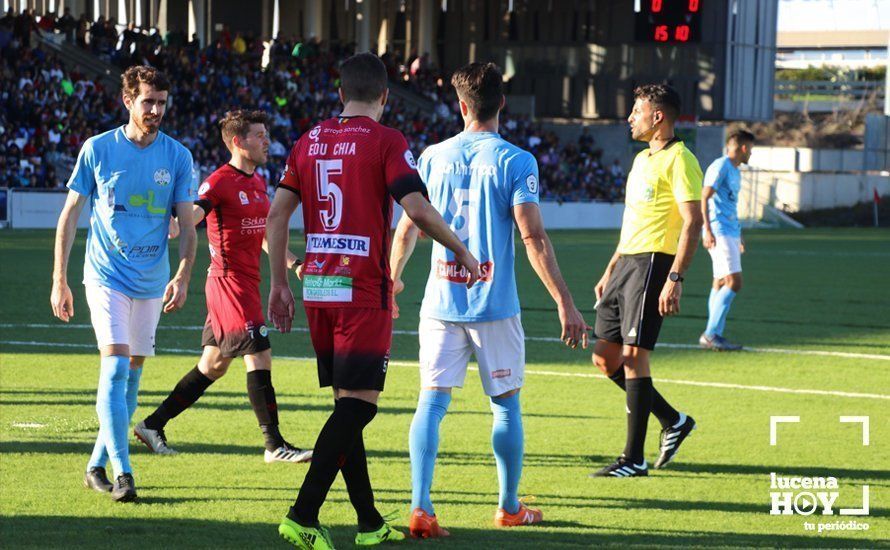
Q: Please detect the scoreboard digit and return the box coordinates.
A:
[634,0,702,43]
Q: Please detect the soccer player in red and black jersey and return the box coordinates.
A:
[135,110,313,464]
[266,53,480,548]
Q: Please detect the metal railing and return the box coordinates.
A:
[774,80,884,100]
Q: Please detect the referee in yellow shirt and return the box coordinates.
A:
[590,84,703,477]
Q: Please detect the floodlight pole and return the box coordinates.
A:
[885,31,890,116]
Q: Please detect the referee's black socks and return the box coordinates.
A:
[246,369,284,451]
[291,397,378,527]
[623,377,654,464]
[144,365,214,430]
[609,368,680,429]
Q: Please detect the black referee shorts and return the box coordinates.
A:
[594,252,674,351]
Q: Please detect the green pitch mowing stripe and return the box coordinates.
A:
[1,229,888,547]
[0,352,887,548]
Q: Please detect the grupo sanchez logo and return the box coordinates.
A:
[769,416,871,535]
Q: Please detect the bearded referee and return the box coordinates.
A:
[590,84,703,477]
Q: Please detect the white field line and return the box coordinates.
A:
[2,323,889,362]
[2,339,889,401]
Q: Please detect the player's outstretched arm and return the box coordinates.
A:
[513,202,590,349]
[399,191,481,288]
[266,189,300,333]
[659,201,703,317]
[163,201,197,313]
[389,214,421,318]
[51,190,88,322]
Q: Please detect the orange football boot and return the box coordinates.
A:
[408,508,450,539]
[494,501,543,527]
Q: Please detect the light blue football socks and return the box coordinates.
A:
[705,286,737,337]
[490,392,523,515]
[89,363,142,471]
[89,356,132,475]
[409,390,451,515]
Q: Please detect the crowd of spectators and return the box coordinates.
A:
[0,7,625,202]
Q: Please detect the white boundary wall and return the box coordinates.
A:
[5,190,626,230]
[9,190,92,229]
[739,170,890,219]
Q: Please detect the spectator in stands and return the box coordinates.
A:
[1,19,623,202]
[38,9,56,32]
[58,8,76,42]
[14,8,38,48]
[75,14,89,47]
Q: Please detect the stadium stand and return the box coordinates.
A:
[0,7,624,202]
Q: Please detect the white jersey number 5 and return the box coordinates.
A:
[315,159,343,231]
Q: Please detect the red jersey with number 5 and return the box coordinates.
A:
[278,116,426,309]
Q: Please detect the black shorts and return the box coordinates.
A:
[201,277,271,358]
[594,252,674,351]
[304,307,392,392]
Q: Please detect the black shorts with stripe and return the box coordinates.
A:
[594,252,674,351]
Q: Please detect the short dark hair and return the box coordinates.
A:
[218,110,268,146]
[121,65,170,99]
[726,129,755,145]
[633,84,681,120]
[451,62,503,122]
[339,53,388,103]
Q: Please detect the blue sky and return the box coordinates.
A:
[779,0,890,31]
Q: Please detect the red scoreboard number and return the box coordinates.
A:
[635,0,702,44]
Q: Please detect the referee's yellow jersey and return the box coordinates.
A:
[617,141,703,256]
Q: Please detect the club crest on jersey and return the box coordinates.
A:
[526,174,538,194]
[198,181,211,195]
[404,150,417,170]
[154,168,172,186]
[340,255,351,266]
[309,125,322,141]
[239,190,249,205]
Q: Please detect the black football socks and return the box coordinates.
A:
[290,398,378,527]
[143,366,214,430]
[623,377,654,464]
[246,370,284,451]
[341,434,384,531]
[609,368,680,429]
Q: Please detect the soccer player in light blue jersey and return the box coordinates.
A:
[699,130,754,351]
[390,62,589,537]
[50,66,197,502]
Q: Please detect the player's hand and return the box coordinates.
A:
[659,280,682,317]
[268,283,296,333]
[168,217,180,239]
[703,230,716,249]
[455,250,481,288]
[391,279,405,319]
[50,281,74,322]
[162,276,188,313]
[740,237,746,254]
[594,272,610,302]
[294,263,304,281]
[558,303,590,349]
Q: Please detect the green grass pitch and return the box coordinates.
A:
[1,228,888,548]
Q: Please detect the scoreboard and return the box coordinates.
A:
[634,0,703,43]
